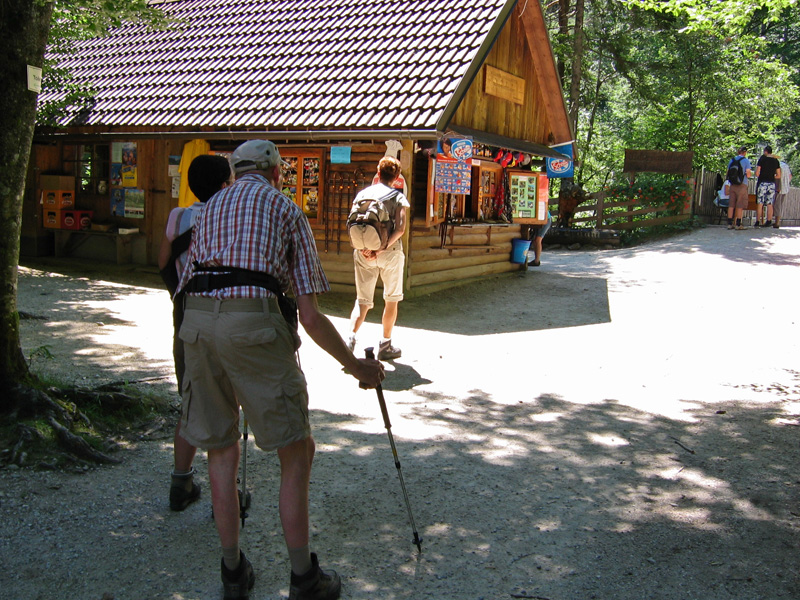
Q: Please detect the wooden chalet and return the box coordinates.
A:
[26,0,573,296]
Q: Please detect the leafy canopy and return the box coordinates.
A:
[624,0,798,34]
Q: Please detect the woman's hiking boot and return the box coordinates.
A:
[289,553,341,600]
[169,468,201,511]
[221,551,255,600]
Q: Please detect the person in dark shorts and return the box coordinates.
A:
[754,145,781,228]
[726,146,753,230]
[527,211,552,267]
[157,154,233,511]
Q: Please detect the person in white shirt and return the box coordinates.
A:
[774,158,792,229]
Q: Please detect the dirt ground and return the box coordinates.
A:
[3,224,800,600]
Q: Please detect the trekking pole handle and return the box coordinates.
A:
[364,347,392,429]
[358,346,376,390]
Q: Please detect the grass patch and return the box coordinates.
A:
[1,376,174,471]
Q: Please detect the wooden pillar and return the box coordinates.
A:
[400,139,414,293]
[595,190,605,229]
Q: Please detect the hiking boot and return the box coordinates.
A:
[529,259,541,267]
[169,469,201,511]
[221,551,255,600]
[764,220,772,228]
[754,221,761,227]
[289,553,341,600]
[773,222,780,229]
[377,340,402,361]
[727,223,735,230]
[735,225,746,230]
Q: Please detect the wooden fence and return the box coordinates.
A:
[551,170,799,230]
[549,190,692,230]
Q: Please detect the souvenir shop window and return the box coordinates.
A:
[280,149,325,224]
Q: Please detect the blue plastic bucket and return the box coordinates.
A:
[510,238,532,264]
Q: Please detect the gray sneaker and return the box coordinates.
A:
[289,553,341,600]
[346,336,356,352]
[377,340,401,360]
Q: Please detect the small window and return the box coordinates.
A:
[63,144,110,196]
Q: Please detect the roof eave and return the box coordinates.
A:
[33,128,442,143]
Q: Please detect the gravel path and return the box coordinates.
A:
[3,224,800,600]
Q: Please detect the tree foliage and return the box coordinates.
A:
[543,0,800,190]
[624,0,797,35]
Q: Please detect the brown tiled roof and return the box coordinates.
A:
[42,0,513,132]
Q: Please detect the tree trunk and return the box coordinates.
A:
[0,1,53,397]
[556,0,570,87]
[578,49,606,183]
[568,0,585,136]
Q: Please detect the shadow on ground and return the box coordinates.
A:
[3,391,797,600]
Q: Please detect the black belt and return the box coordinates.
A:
[179,266,298,331]
[184,296,281,314]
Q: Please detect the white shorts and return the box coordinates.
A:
[353,242,405,307]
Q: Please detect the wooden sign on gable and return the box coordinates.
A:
[623,149,694,175]
[484,65,525,105]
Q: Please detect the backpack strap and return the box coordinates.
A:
[171,228,192,259]
[159,228,194,296]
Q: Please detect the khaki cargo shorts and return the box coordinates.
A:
[178,296,311,451]
[728,183,749,210]
[353,241,405,308]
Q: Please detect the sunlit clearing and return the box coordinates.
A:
[84,292,173,363]
[675,468,728,490]
[339,417,450,439]
[468,436,529,465]
[586,432,630,447]
[427,522,451,535]
[731,498,774,521]
[533,519,561,532]
[782,400,800,414]
[664,507,720,529]
[530,412,563,422]
[322,445,373,457]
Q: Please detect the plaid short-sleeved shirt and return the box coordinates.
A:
[176,173,329,299]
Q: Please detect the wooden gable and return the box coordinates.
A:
[447,0,572,152]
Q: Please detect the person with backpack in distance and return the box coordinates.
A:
[157,154,234,511]
[754,145,781,227]
[726,146,752,230]
[345,156,410,360]
[174,140,384,599]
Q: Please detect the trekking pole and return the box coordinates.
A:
[363,347,423,554]
[240,414,250,527]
